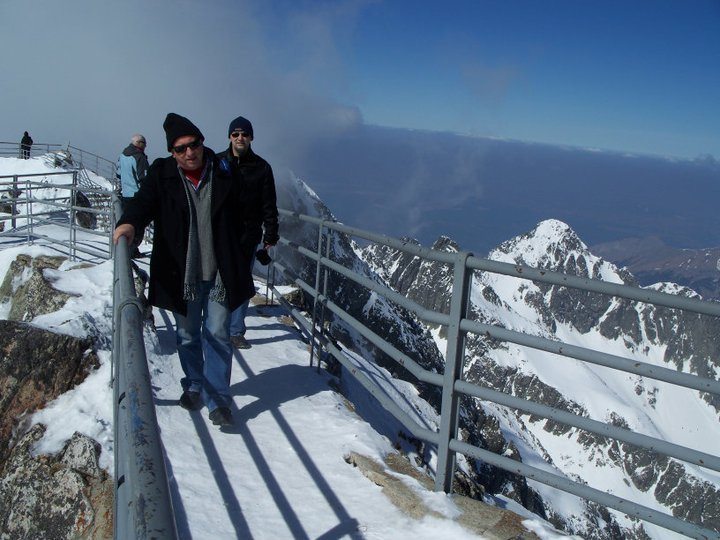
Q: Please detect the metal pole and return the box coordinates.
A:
[308,222,325,367]
[113,234,178,539]
[317,230,332,373]
[11,175,17,229]
[434,250,473,492]
[70,172,77,261]
[25,179,33,244]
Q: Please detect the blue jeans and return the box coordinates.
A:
[173,280,232,412]
[230,300,249,336]
[230,249,256,336]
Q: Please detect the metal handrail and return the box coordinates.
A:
[111,198,177,540]
[273,208,720,540]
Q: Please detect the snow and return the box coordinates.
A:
[0,155,573,539]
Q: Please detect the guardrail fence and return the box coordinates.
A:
[0,171,115,261]
[0,141,117,184]
[270,208,720,540]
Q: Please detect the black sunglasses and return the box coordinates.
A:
[172,139,202,154]
[230,131,250,139]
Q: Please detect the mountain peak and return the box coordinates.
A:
[431,235,460,253]
[492,219,585,265]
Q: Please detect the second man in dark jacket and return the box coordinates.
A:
[217,115,279,349]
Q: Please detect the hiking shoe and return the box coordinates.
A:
[179,390,202,411]
[230,334,251,349]
[209,407,233,426]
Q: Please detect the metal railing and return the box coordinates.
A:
[271,209,720,540]
[0,141,117,183]
[0,172,115,261]
[112,199,177,540]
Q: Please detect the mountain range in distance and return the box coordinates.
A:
[282,124,720,301]
[591,236,720,300]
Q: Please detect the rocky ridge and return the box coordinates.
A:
[0,254,111,539]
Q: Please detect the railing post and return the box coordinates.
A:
[434,250,473,493]
[70,172,77,261]
[25,178,32,244]
[309,221,326,367]
[317,228,332,373]
[11,175,17,229]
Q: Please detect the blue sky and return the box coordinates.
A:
[338,1,720,159]
[1,0,718,161]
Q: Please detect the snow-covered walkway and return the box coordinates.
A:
[146,291,497,540]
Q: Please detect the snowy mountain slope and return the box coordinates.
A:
[362,219,720,539]
[274,173,446,403]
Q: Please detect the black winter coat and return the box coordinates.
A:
[117,149,255,315]
[217,145,279,248]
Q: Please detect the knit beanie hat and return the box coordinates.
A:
[228,116,254,138]
[163,113,204,151]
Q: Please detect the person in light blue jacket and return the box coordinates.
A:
[116,134,149,256]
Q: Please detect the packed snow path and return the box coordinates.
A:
[145,291,502,540]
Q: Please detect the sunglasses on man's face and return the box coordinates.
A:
[230,131,250,139]
[172,139,202,154]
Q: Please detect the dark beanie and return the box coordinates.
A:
[228,116,254,138]
[163,113,204,151]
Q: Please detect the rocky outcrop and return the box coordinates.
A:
[0,254,74,321]
[0,424,112,540]
[0,253,110,540]
[345,451,540,540]
[0,320,98,466]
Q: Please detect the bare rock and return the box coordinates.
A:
[0,424,113,540]
[345,451,541,539]
[0,254,73,321]
[0,319,98,466]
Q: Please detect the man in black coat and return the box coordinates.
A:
[217,115,279,349]
[20,131,33,159]
[113,113,254,427]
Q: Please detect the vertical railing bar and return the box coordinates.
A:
[25,178,33,244]
[11,174,17,229]
[317,229,332,373]
[434,250,473,492]
[264,263,271,305]
[70,172,77,261]
[308,221,325,367]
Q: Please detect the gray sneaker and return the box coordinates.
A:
[230,334,251,349]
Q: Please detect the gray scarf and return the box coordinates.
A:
[179,161,226,303]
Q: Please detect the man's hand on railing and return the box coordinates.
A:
[113,223,136,245]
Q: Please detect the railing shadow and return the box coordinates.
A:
[229,352,362,540]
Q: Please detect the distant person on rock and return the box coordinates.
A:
[116,134,149,257]
[217,115,279,350]
[113,113,256,428]
[20,131,33,159]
